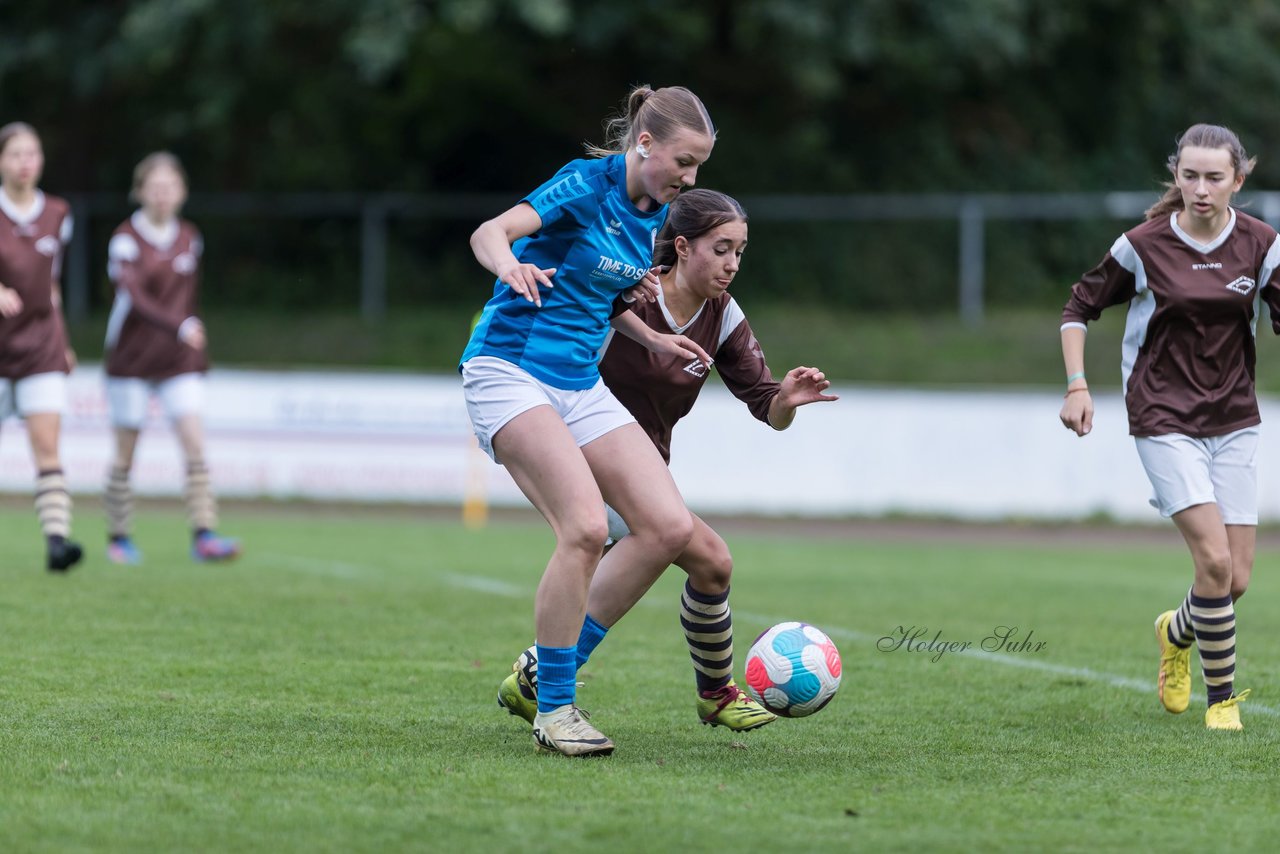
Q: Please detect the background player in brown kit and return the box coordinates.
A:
[1059,123,1280,731]
[0,121,83,572]
[102,152,240,565]
[498,189,837,731]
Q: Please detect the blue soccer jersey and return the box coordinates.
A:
[460,154,668,389]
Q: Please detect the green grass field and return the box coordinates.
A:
[3,505,1279,852]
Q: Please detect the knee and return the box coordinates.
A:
[1198,548,1233,586]
[653,509,694,559]
[691,547,733,594]
[558,514,609,563]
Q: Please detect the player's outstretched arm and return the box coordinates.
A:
[609,310,712,367]
[768,366,838,430]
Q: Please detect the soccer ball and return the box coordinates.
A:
[744,622,841,717]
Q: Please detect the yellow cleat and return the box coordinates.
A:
[496,646,539,725]
[1205,690,1250,731]
[697,680,778,731]
[1155,610,1192,715]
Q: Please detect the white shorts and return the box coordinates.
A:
[0,372,67,420]
[461,356,635,464]
[106,373,205,429]
[605,503,630,542]
[1134,427,1259,524]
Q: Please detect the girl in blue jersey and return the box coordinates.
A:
[460,85,716,757]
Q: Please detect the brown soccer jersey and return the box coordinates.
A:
[0,190,72,379]
[600,292,780,463]
[104,212,208,379]
[1062,209,1280,438]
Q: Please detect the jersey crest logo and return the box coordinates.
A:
[173,252,197,274]
[1226,275,1256,295]
[34,235,60,257]
[682,360,709,378]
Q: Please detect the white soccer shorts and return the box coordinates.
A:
[1135,427,1259,524]
[106,373,205,429]
[0,372,67,419]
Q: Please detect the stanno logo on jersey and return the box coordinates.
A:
[1192,262,1222,270]
[1226,276,1256,295]
[605,218,623,236]
[34,235,60,257]
[682,360,709,378]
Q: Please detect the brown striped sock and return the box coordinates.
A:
[184,459,218,533]
[105,465,133,538]
[35,469,71,539]
[1190,591,1236,706]
[681,581,734,694]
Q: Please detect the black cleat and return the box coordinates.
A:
[47,536,84,572]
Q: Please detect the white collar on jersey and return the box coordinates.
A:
[131,209,180,251]
[656,288,708,335]
[0,188,45,225]
[1169,208,1236,254]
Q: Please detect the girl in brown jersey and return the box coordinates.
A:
[0,122,83,571]
[1060,124,1280,732]
[497,189,837,732]
[102,152,240,565]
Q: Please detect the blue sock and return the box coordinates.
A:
[576,614,609,669]
[536,644,577,713]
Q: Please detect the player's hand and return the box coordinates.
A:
[778,366,838,408]
[180,318,207,350]
[498,263,556,307]
[623,265,667,304]
[0,284,23,317]
[1059,389,1093,436]
[65,347,78,371]
[647,333,712,368]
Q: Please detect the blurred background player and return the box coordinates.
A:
[461,84,717,757]
[498,189,837,731]
[102,152,241,565]
[1059,123,1280,731]
[0,121,82,572]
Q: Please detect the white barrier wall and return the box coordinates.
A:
[5,367,1280,522]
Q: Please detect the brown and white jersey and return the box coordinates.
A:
[104,211,207,379]
[0,190,72,379]
[1062,209,1280,438]
[599,291,781,463]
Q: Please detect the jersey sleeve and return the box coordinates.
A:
[1260,234,1280,334]
[522,162,598,231]
[713,300,781,425]
[1061,233,1141,330]
[108,232,185,336]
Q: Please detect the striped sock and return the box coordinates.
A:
[576,614,609,669]
[105,465,133,539]
[681,581,733,694]
[535,644,577,713]
[34,469,71,539]
[184,459,218,533]
[1166,588,1196,649]
[1190,591,1236,706]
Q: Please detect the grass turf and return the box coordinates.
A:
[2,506,1279,852]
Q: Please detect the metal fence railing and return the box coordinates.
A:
[61,191,1280,327]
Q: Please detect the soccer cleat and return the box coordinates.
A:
[46,537,84,572]
[697,680,778,731]
[1205,689,1250,731]
[532,705,614,757]
[106,537,143,566]
[1154,610,1192,714]
[497,670,538,725]
[192,531,242,562]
